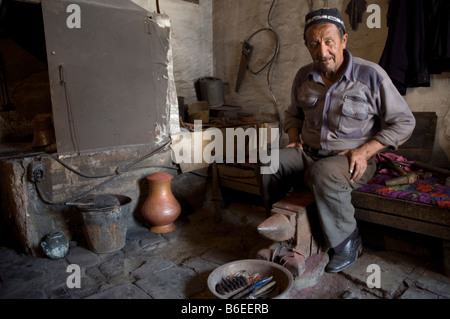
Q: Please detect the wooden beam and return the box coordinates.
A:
[355,208,450,241]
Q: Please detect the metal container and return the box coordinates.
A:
[78,194,132,254]
[40,231,69,259]
[195,77,225,107]
[207,259,293,299]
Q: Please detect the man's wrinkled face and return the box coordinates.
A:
[305,23,347,76]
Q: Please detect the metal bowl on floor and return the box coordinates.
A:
[207,259,293,299]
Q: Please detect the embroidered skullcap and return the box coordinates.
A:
[304,7,346,38]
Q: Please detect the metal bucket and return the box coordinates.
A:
[78,194,132,254]
[195,77,225,107]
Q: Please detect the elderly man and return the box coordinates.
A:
[263,8,415,272]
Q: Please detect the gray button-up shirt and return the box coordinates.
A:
[284,49,416,152]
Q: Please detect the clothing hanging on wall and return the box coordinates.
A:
[345,0,367,31]
[379,0,450,95]
[379,0,429,95]
[425,1,450,74]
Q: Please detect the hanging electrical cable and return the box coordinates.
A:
[265,0,281,123]
[34,138,176,205]
[247,0,282,131]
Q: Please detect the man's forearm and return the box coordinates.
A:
[357,139,386,160]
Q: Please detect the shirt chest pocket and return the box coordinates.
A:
[299,96,322,129]
[337,96,369,138]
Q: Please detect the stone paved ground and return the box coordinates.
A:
[0,199,449,303]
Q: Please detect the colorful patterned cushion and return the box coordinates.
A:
[355,173,450,209]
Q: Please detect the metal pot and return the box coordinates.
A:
[40,231,69,259]
[195,77,225,107]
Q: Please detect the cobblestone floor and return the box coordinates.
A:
[1,194,449,314]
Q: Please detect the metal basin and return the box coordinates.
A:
[207,259,293,299]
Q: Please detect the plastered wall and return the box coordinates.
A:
[132,0,213,105]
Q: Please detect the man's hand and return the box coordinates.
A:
[286,127,302,148]
[338,148,368,183]
[286,141,303,148]
[338,140,385,183]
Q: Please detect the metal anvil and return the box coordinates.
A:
[256,191,326,277]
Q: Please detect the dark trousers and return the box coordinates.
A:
[261,147,376,248]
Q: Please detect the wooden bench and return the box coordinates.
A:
[352,191,450,275]
[268,190,450,276]
[351,111,450,275]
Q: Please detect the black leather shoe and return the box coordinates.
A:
[325,235,362,273]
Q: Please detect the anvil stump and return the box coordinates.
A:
[256,191,329,289]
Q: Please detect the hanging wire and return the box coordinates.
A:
[34,138,175,205]
[244,0,281,125]
[265,0,281,108]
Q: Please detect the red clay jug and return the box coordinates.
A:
[141,172,181,233]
